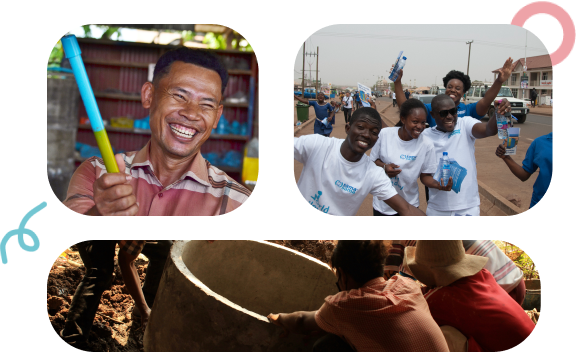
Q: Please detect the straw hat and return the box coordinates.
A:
[404,240,488,287]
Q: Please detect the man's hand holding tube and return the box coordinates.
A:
[86,154,139,216]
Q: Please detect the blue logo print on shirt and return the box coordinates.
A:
[390,176,404,191]
[335,180,357,194]
[448,129,461,138]
[400,154,417,161]
[310,191,330,213]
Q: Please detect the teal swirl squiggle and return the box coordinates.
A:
[1,202,47,264]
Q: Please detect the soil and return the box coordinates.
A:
[47,246,149,352]
[267,240,337,264]
[46,241,337,351]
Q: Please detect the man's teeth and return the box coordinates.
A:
[170,124,196,138]
[358,141,368,147]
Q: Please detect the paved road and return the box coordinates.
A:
[515,114,552,141]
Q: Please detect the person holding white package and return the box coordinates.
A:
[371,99,452,216]
[422,94,501,216]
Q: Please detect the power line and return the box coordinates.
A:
[313,31,549,53]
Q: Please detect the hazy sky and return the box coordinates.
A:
[293,24,549,88]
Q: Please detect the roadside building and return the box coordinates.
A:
[414,86,431,94]
[375,78,388,94]
[294,82,302,91]
[492,54,552,105]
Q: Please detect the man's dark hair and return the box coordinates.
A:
[329,241,388,287]
[396,98,427,127]
[442,70,471,93]
[153,47,229,94]
[431,94,454,113]
[349,107,382,129]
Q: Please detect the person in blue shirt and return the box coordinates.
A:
[393,57,514,127]
[354,91,361,110]
[495,132,552,208]
[294,92,335,136]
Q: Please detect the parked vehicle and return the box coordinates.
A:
[304,88,317,99]
[466,85,529,123]
[430,86,446,95]
[411,94,435,105]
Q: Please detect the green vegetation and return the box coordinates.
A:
[48,26,252,67]
[493,241,539,279]
[48,41,63,67]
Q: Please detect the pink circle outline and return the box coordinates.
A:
[511,1,575,65]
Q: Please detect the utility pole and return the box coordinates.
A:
[308,62,313,87]
[316,46,319,97]
[301,42,305,95]
[523,31,527,99]
[465,40,473,101]
[466,40,473,76]
[304,47,318,97]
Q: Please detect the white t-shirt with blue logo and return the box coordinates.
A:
[370,127,437,214]
[294,135,397,216]
[422,116,481,211]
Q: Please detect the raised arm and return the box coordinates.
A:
[294,95,310,104]
[475,57,513,116]
[495,144,532,181]
[472,100,500,139]
[393,69,407,107]
[369,96,377,109]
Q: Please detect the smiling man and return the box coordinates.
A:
[64,48,250,216]
[294,107,425,216]
[422,94,499,216]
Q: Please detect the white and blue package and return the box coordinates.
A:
[433,158,468,194]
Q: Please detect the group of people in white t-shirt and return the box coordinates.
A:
[294,94,506,216]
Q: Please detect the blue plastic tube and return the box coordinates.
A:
[61,35,119,173]
[61,35,104,132]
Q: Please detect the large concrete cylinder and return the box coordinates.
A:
[144,240,338,352]
[47,73,79,201]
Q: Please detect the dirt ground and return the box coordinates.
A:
[47,241,336,352]
[267,240,337,264]
[47,246,149,352]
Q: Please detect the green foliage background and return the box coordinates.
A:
[48,26,252,67]
[493,241,539,280]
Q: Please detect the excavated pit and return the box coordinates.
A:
[144,240,338,352]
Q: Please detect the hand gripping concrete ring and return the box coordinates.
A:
[144,240,338,352]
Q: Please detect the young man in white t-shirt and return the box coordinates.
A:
[392,92,397,107]
[422,94,501,216]
[294,107,426,216]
